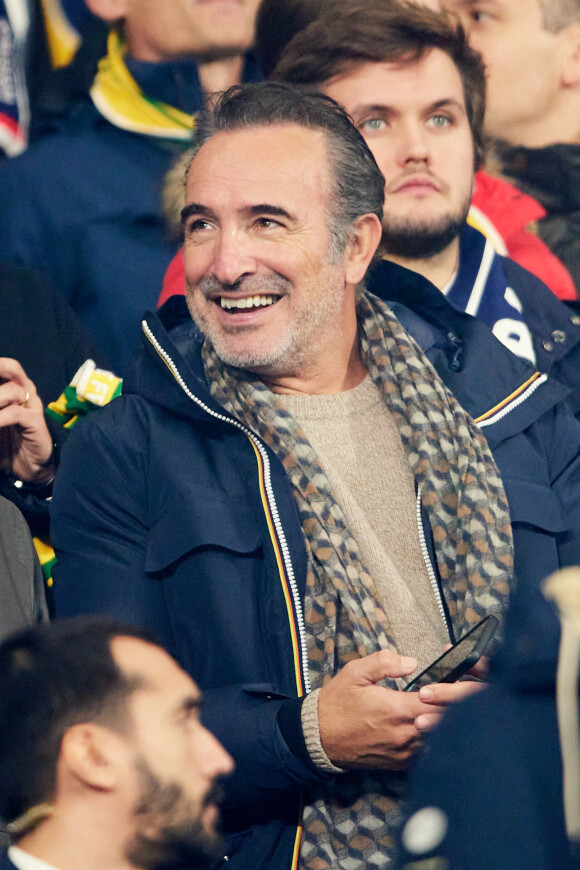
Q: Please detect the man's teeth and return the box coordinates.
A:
[220,295,276,310]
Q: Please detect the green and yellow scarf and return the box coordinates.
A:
[90,30,195,140]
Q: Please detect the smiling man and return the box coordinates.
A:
[50,81,580,869]
[0,617,233,870]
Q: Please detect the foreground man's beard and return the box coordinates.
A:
[380,201,471,260]
[125,759,225,869]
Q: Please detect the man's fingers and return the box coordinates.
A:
[414,710,445,732]
[0,381,31,410]
[418,679,487,706]
[0,358,29,385]
[345,649,418,684]
[468,654,489,680]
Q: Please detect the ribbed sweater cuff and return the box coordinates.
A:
[301,688,344,774]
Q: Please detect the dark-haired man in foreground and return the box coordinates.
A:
[51,82,580,869]
[0,617,233,870]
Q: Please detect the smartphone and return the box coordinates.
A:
[403,614,498,692]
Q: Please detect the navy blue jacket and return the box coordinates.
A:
[368,231,580,419]
[51,271,580,869]
[0,854,15,869]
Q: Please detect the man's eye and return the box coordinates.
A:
[186,219,212,234]
[429,114,452,128]
[469,9,492,23]
[360,118,386,133]
[256,218,280,229]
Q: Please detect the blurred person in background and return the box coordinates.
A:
[0,0,261,374]
[440,0,580,291]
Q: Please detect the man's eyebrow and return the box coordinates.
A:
[431,98,466,109]
[178,694,202,714]
[181,203,295,225]
[247,204,294,220]
[181,203,214,225]
[456,0,491,8]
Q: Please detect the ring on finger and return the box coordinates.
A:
[20,390,30,407]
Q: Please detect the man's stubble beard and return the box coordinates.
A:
[185,265,349,379]
[379,195,471,260]
[125,757,224,870]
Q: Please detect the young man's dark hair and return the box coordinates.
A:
[274,0,487,169]
[190,80,385,255]
[0,617,154,831]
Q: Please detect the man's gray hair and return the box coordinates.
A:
[186,81,385,260]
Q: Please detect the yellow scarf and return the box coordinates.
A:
[90,31,195,140]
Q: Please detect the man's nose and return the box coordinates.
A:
[200,725,235,779]
[396,121,430,166]
[211,229,258,286]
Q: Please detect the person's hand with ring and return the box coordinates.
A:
[0,358,55,483]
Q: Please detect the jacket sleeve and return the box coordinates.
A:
[542,401,580,569]
[495,399,580,593]
[51,406,328,804]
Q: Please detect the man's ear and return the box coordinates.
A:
[84,0,128,24]
[343,213,383,286]
[60,724,126,791]
[558,23,580,88]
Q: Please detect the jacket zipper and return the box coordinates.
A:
[416,488,452,640]
[475,372,547,428]
[142,320,311,694]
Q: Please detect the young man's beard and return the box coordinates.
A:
[125,758,225,869]
[380,203,470,260]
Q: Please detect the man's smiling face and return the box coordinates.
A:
[182,124,358,382]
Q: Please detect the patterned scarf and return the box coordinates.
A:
[202,290,514,867]
[90,31,194,140]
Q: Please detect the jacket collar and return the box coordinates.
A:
[134,269,570,444]
[366,258,570,442]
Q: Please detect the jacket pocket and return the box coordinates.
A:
[502,477,567,533]
[145,494,262,573]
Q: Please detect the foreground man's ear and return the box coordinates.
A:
[60,723,126,792]
[343,213,383,286]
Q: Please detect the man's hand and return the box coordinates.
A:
[317,650,445,771]
[0,358,55,483]
[414,678,487,733]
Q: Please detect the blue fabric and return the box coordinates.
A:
[447,224,535,364]
[397,569,575,869]
[368,228,580,419]
[51,273,580,869]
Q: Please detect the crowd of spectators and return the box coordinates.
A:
[0,1,580,868]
